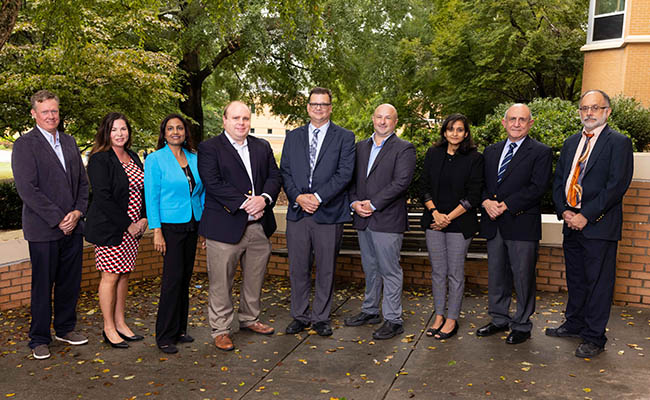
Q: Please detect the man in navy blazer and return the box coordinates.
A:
[344,104,416,340]
[281,87,355,336]
[476,103,552,345]
[547,90,633,358]
[11,90,89,360]
[198,101,282,351]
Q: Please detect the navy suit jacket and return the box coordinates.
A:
[480,136,552,241]
[11,127,89,242]
[349,134,416,233]
[197,133,282,244]
[280,122,355,224]
[552,125,633,241]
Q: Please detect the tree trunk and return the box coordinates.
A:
[0,0,21,51]
[179,49,205,145]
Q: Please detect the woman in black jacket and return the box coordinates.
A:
[420,113,483,340]
[85,112,147,348]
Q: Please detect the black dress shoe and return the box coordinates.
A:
[313,321,333,336]
[476,322,509,337]
[372,321,404,340]
[435,321,458,340]
[102,330,129,349]
[545,325,581,338]
[158,343,178,354]
[344,312,382,326]
[575,342,604,358]
[506,330,531,344]
[117,330,144,341]
[177,334,195,343]
[286,319,310,334]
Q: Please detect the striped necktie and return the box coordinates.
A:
[309,128,320,187]
[497,142,517,183]
[567,133,594,207]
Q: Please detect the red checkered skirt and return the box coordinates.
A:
[95,159,144,274]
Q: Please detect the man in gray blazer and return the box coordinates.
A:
[11,90,89,360]
[344,104,416,339]
[281,87,355,336]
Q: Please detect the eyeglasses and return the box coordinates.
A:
[579,105,609,112]
[308,103,331,108]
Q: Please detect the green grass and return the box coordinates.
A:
[0,162,13,180]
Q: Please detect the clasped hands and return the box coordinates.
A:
[430,210,451,231]
[482,199,508,220]
[296,193,320,214]
[127,218,148,239]
[58,210,82,235]
[562,210,587,231]
[352,200,373,218]
[243,195,266,220]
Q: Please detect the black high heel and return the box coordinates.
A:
[435,321,459,340]
[426,316,446,337]
[117,330,144,341]
[103,330,129,348]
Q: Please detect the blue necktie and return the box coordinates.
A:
[497,142,517,183]
[309,128,320,187]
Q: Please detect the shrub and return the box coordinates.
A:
[0,181,22,230]
[610,95,650,151]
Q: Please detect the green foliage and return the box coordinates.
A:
[0,181,22,230]
[610,95,650,151]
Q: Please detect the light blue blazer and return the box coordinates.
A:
[144,145,205,229]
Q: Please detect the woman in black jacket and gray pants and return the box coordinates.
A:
[420,114,483,340]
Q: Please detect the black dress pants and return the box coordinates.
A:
[155,226,198,346]
[28,234,83,349]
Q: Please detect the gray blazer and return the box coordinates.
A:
[11,127,89,241]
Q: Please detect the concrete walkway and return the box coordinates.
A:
[0,275,648,399]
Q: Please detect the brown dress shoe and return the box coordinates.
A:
[240,321,275,335]
[214,334,234,351]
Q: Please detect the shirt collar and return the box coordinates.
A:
[223,130,248,149]
[582,123,607,138]
[36,125,60,144]
[309,121,330,135]
[506,135,527,147]
[371,132,393,147]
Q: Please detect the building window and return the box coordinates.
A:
[590,0,625,42]
[267,128,273,134]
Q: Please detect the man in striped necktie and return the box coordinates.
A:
[476,104,552,346]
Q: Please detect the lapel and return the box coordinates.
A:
[430,147,446,191]
[487,140,506,184]
[499,136,529,184]
[367,134,396,178]
[358,138,372,178]
[584,125,610,176]
[218,132,247,173]
[183,149,201,195]
[32,128,68,178]
[248,136,261,190]
[561,134,581,183]
[314,123,335,169]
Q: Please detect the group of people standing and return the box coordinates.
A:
[12,86,632,362]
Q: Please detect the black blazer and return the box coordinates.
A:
[84,148,146,246]
[552,124,633,241]
[11,127,88,241]
[349,134,416,233]
[280,122,356,224]
[420,146,484,239]
[480,136,552,241]
[197,133,282,244]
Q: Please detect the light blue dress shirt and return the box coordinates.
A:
[37,125,66,171]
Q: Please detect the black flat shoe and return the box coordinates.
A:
[158,344,178,354]
[177,334,194,343]
[102,330,129,349]
[435,322,458,340]
[117,330,144,341]
[426,316,446,337]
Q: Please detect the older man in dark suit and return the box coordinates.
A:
[281,87,355,336]
[11,90,89,360]
[547,90,633,358]
[476,103,552,345]
[197,101,282,351]
[344,104,416,339]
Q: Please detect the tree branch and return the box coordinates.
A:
[197,38,243,81]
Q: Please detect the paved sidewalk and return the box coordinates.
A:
[0,275,648,399]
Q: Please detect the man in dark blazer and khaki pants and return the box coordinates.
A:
[11,90,89,360]
[476,103,552,345]
[344,104,416,340]
[281,87,355,336]
[547,90,633,358]
[198,101,282,351]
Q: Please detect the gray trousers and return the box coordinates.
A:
[425,230,471,320]
[486,228,538,332]
[287,217,343,324]
[358,228,404,324]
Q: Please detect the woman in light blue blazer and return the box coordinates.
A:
[144,114,204,354]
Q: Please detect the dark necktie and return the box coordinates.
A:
[309,128,320,187]
[497,142,517,183]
